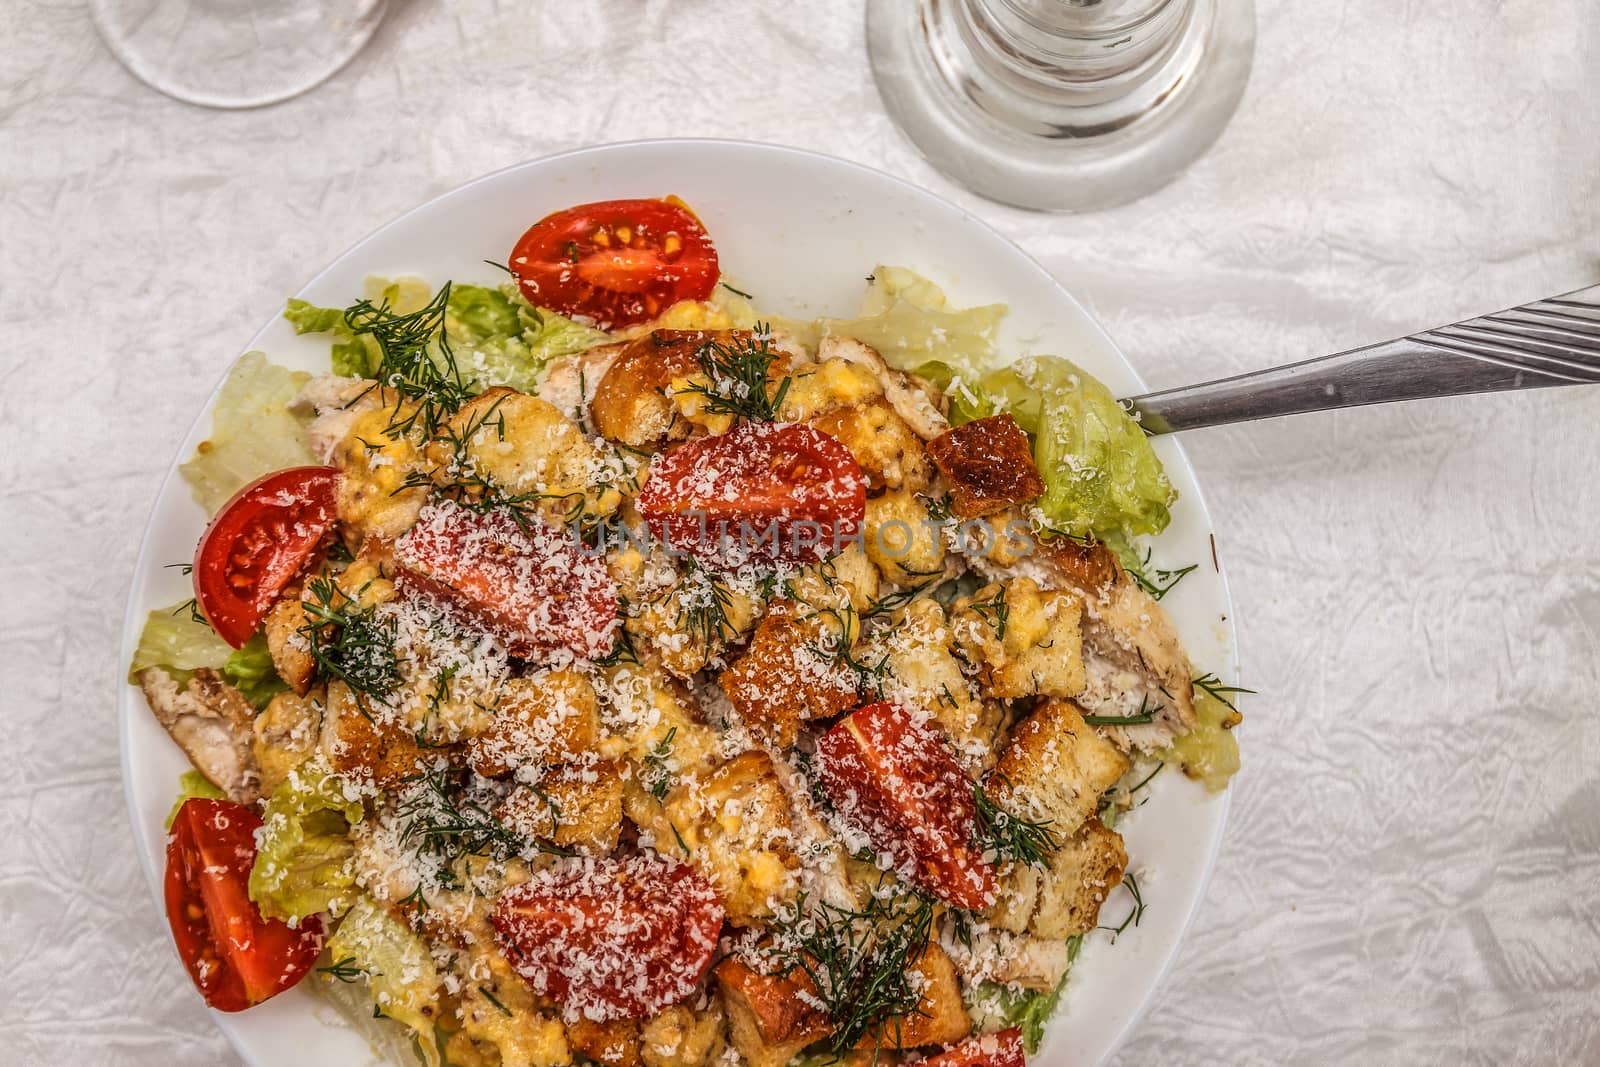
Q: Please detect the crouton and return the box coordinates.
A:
[319,679,433,788]
[853,942,970,1050]
[716,958,832,1067]
[639,1002,727,1067]
[1027,817,1129,938]
[817,336,948,442]
[592,331,745,450]
[498,760,626,854]
[262,587,315,695]
[863,488,948,587]
[467,671,603,778]
[252,689,322,796]
[950,578,1086,700]
[988,700,1129,835]
[626,567,762,678]
[568,1017,641,1067]
[719,601,860,748]
[926,414,1044,518]
[330,405,430,543]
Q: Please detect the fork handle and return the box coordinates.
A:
[1124,284,1600,435]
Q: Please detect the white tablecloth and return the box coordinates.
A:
[3,2,1597,1064]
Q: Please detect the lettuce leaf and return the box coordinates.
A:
[248,763,364,922]
[128,601,232,684]
[221,631,289,710]
[326,895,442,1062]
[819,265,1006,373]
[180,351,318,516]
[164,770,227,829]
[1161,684,1243,792]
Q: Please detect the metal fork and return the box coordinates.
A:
[1123,285,1600,435]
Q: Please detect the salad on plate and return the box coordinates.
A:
[128,195,1243,1067]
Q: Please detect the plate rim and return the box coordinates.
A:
[115,136,1238,1066]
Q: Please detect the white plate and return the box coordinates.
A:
[118,139,1238,1067]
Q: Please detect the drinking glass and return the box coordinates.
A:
[91,0,388,109]
[867,0,1256,211]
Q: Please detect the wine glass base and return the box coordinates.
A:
[92,0,387,110]
[867,0,1256,212]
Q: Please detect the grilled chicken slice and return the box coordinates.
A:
[536,341,627,428]
[817,335,949,441]
[136,667,261,804]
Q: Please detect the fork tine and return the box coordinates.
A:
[1480,312,1600,346]
[1436,320,1600,358]
[1411,334,1600,383]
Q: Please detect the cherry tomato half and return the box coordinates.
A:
[509,198,720,330]
[637,422,866,567]
[493,855,724,1022]
[193,466,339,648]
[921,1028,1027,1067]
[164,798,323,1012]
[814,702,997,909]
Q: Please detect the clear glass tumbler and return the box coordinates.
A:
[92,0,388,110]
[867,0,1256,211]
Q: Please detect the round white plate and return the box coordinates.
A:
[118,139,1238,1067]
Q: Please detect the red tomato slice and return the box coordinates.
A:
[510,198,720,330]
[193,466,339,648]
[493,854,724,1022]
[814,702,997,910]
[394,500,618,661]
[636,422,866,567]
[921,1028,1026,1067]
[164,798,323,1013]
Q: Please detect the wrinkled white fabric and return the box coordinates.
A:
[1,2,1597,1065]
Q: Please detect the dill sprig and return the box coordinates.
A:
[679,327,792,422]
[1098,871,1146,942]
[298,577,402,717]
[317,957,374,983]
[765,890,937,1055]
[675,560,739,649]
[393,769,553,887]
[345,282,472,439]
[1192,672,1255,711]
[861,578,939,620]
[966,586,1009,640]
[1081,692,1161,728]
[973,777,1059,868]
[642,727,678,800]
[479,987,514,1017]
[1125,547,1197,601]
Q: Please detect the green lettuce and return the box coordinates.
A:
[325,895,442,1061]
[164,770,227,829]
[130,601,285,708]
[286,276,611,394]
[819,265,1006,373]
[180,351,318,516]
[248,763,364,922]
[222,631,290,710]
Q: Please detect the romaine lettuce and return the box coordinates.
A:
[164,770,226,829]
[819,265,1006,373]
[248,762,364,922]
[129,601,232,684]
[179,351,318,516]
[221,631,289,710]
[1162,685,1242,792]
[325,895,442,1064]
[964,936,1081,1053]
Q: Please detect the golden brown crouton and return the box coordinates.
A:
[988,700,1129,835]
[330,405,431,543]
[498,760,626,854]
[262,588,315,695]
[568,1017,642,1067]
[467,671,603,778]
[252,690,322,796]
[925,414,1045,518]
[719,602,860,748]
[319,680,434,788]
[862,488,948,587]
[950,577,1086,700]
[853,943,970,1050]
[592,331,748,450]
[716,958,833,1067]
[1027,817,1129,938]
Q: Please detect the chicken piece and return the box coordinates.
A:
[925,414,1045,519]
[863,487,948,587]
[436,387,629,525]
[318,679,433,788]
[941,925,1072,993]
[1031,539,1198,752]
[642,751,801,926]
[950,577,1086,700]
[136,667,260,804]
[716,958,833,1067]
[498,760,626,854]
[252,689,322,796]
[262,585,315,696]
[568,1017,641,1067]
[294,373,384,464]
[329,405,431,544]
[639,1002,727,1067]
[990,817,1128,940]
[591,331,743,450]
[467,671,603,778]
[719,600,860,748]
[537,342,626,425]
[811,397,932,493]
[987,700,1128,836]
[854,942,970,1050]
[817,336,949,441]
